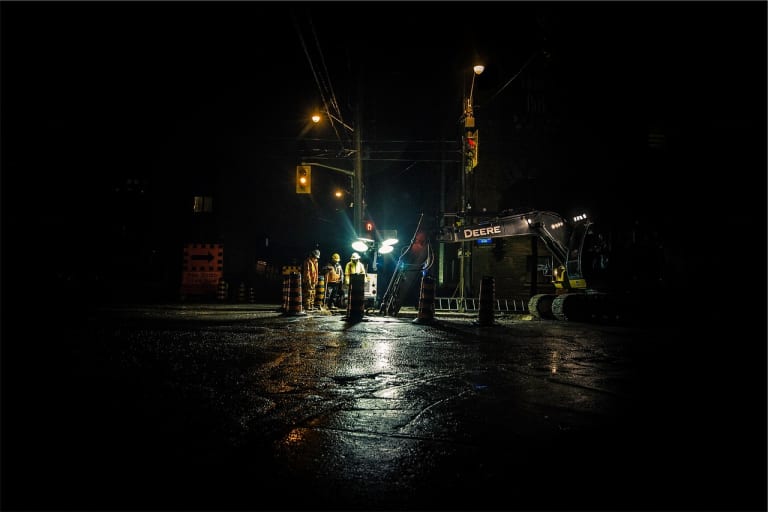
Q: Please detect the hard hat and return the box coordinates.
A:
[332,253,340,262]
[311,249,320,258]
[351,252,360,260]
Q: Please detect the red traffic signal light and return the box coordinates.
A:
[465,130,479,170]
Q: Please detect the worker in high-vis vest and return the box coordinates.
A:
[324,253,344,308]
[344,252,366,286]
[302,249,320,311]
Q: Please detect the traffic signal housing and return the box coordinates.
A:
[464,130,478,172]
[296,165,311,194]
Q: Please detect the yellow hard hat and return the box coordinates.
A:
[332,253,340,262]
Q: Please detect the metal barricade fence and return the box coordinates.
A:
[434,297,529,313]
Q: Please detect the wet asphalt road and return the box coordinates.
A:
[2,304,766,511]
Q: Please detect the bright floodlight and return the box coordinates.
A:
[378,245,394,255]
[380,238,399,246]
[311,114,321,123]
[351,240,369,252]
[473,65,485,75]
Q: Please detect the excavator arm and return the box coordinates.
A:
[380,210,604,321]
[438,210,607,321]
[437,210,591,291]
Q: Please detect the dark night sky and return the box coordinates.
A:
[2,1,766,272]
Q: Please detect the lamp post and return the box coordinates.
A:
[458,64,484,311]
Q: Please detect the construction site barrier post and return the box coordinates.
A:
[217,279,228,302]
[281,274,290,312]
[345,274,365,322]
[284,272,306,316]
[477,275,496,326]
[315,275,326,310]
[237,282,246,303]
[413,274,436,324]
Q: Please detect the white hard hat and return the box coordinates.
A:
[351,252,360,260]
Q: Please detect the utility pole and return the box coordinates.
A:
[457,65,484,311]
[354,97,363,237]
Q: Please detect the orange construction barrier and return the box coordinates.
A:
[281,274,291,312]
[217,279,228,302]
[413,275,436,324]
[315,275,326,309]
[284,272,306,316]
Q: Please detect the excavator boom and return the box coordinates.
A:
[438,209,602,321]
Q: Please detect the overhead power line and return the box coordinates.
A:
[483,49,541,108]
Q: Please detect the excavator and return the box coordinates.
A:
[380,209,618,322]
[437,209,616,321]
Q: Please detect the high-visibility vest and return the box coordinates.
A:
[344,261,366,285]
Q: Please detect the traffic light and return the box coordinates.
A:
[464,130,478,172]
[296,165,311,194]
[364,220,375,233]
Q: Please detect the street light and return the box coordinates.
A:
[468,65,485,116]
[458,63,484,311]
[312,109,354,133]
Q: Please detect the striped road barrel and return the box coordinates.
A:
[314,275,326,309]
[237,282,246,303]
[217,279,228,302]
[413,275,436,324]
[286,272,305,316]
[281,274,291,312]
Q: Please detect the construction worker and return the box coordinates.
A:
[323,253,344,309]
[302,249,320,311]
[344,252,366,287]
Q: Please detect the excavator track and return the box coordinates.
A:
[528,293,556,319]
[552,292,615,322]
[530,292,616,322]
